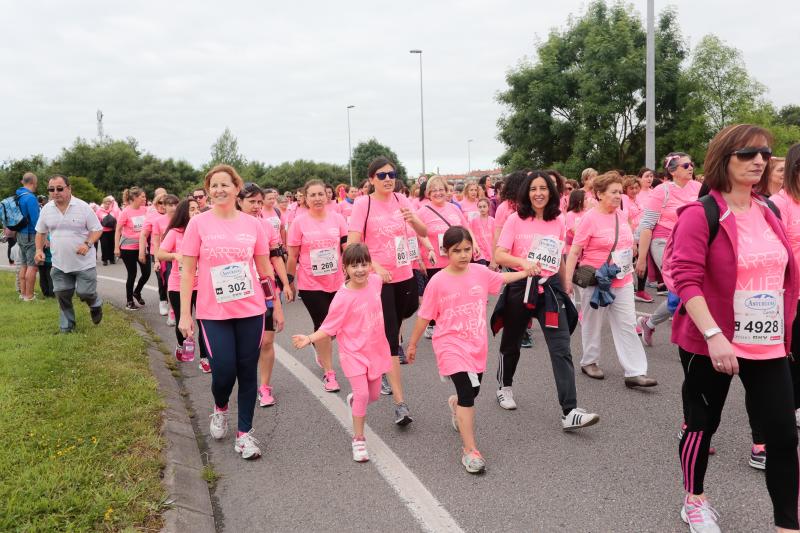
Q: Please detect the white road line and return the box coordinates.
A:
[97,274,158,292]
[273,343,464,533]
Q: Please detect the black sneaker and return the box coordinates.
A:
[126,300,139,311]
[656,284,668,295]
[133,292,145,306]
[521,331,533,349]
[394,402,413,426]
[90,304,103,324]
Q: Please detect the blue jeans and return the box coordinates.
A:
[50,267,101,331]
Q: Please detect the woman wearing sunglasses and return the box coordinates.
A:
[636,152,702,345]
[347,157,428,426]
[669,125,799,533]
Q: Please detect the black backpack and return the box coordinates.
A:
[700,194,780,247]
[101,214,117,229]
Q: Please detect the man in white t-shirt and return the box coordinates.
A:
[34,175,104,333]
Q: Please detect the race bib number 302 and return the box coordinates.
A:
[210,261,254,303]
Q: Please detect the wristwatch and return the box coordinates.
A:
[703,327,723,341]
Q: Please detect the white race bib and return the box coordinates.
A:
[210,261,254,303]
[733,290,784,345]
[437,233,446,256]
[394,236,410,267]
[310,247,338,276]
[408,236,420,262]
[132,216,145,231]
[467,211,479,222]
[611,249,634,279]
[527,234,563,273]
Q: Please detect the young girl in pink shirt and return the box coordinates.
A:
[469,198,496,268]
[292,244,393,463]
[406,226,533,474]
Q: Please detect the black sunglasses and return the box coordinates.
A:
[193,194,206,199]
[47,186,66,192]
[678,162,694,170]
[731,146,772,161]
[374,171,397,180]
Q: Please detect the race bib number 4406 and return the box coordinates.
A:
[527,234,563,273]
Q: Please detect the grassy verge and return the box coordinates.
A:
[0,272,165,532]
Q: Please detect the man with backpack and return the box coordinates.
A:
[15,172,41,301]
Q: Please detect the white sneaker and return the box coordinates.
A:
[166,309,176,326]
[159,300,169,316]
[424,325,435,339]
[209,409,229,440]
[352,438,369,462]
[234,430,262,460]
[561,408,600,431]
[496,387,517,410]
[680,495,721,533]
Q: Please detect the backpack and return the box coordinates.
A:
[661,194,780,294]
[0,192,30,231]
[101,214,117,229]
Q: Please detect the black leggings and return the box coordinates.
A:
[119,249,151,301]
[298,289,336,331]
[678,348,798,529]
[167,291,208,358]
[380,276,419,356]
[155,255,169,302]
[38,263,54,297]
[99,231,115,263]
[451,372,483,407]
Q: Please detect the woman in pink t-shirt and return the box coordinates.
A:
[292,244,392,463]
[469,198,496,268]
[492,171,528,254]
[156,197,208,365]
[114,186,151,310]
[668,126,800,532]
[179,165,284,462]
[347,157,429,426]
[287,179,349,395]
[96,196,120,265]
[407,226,532,474]
[262,188,286,246]
[141,193,179,316]
[459,180,482,222]
[239,183,293,407]
[565,172,657,388]
[636,167,655,205]
[494,172,599,431]
[621,176,653,304]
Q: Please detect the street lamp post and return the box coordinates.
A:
[409,49,426,176]
[645,0,655,169]
[467,139,473,173]
[347,105,355,186]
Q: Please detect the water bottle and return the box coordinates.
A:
[182,337,196,362]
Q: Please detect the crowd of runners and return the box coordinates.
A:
[4,123,800,532]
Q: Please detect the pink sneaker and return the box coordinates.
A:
[258,384,275,407]
[323,371,340,392]
[634,290,654,303]
[198,358,211,374]
[637,316,654,346]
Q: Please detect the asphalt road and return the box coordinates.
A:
[6,250,786,532]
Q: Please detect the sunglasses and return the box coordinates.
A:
[374,171,397,180]
[678,162,694,170]
[731,146,772,161]
[47,186,66,192]
[565,186,574,192]
[193,194,205,200]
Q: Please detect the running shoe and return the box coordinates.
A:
[796,408,800,428]
[125,300,139,311]
[380,374,393,396]
[133,292,145,306]
[448,395,459,432]
[234,430,262,460]
[656,284,668,295]
[638,316,654,346]
[680,495,721,533]
[198,358,212,374]
[748,444,766,470]
[209,409,228,440]
[394,402,413,426]
[323,371,340,392]
[352,437,369,462]
[424,325,435,339]
[397,344,408,365]
[90,304,103,325]
[521,331,533,349]
[496,387,517,410]
[561,408,600,431]
[461,449,486,474]
[166,309,176,326]
[159,300,169,316]
[634,290,654,303]
[174,345,184,362]
[258,385,275,407]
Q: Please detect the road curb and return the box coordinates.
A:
[128,320,216,533]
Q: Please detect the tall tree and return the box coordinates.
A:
[350,139,407,183]
[260,160,349,192]
[207,127,247,170]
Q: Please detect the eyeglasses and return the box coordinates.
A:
[565,186,574,192]
[47,186,66,192]
[155,201,164,205]
[731,146,772,161]
[678,162,694,170]
[374,171,397,180]
[193,194,205,200]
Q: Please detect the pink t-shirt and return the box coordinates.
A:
[326,202,340,215]
[418,264,505,375]
[319,274,393,379]
[731,204,789,360]
[287,211,347,293]
[497,212,566,275]
[637,188,653,206]
[160,229,198,292]
[572,208,635,288]
[625,196,643,231]
[143,210,165,248]
[470,215,495,262]
[348,193,417,283]
[643,180,702,238]
[460,199,480,222]
[772,191,800,300]
[564,210,586,247]
[180,210,269,320]
[339,200,354,222]
[261,207,283,243]
[286,205,309,229]
[494,201,514,235]
[416,203,469,269]
[96,205,120,233]
[257,216,280,249]
[117,206,148,250]
[145,213,170,250]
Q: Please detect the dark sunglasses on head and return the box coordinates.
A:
[731,146,772,161]
[374,171,397,180]
[47,186,66,192]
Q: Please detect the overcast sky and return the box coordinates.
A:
[2,1,797,177]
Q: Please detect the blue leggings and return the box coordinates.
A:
[198,314,264,432]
